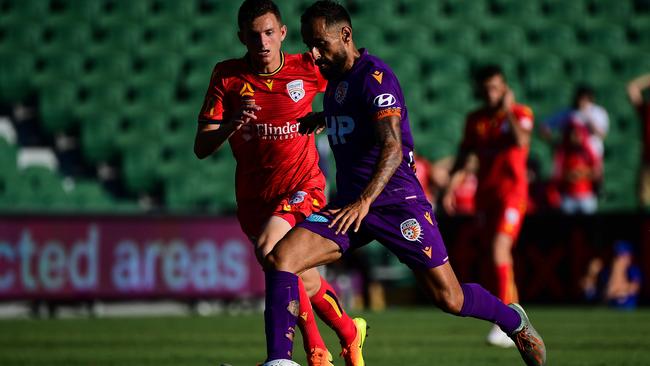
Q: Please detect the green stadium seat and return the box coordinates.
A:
[56,0,105,20]
[83,50,132,83]
[32,50,85,88]
[79,113,122,164]
[122,144,161,195]
[151,0,197,20]
[0,19,44,50]
[98,21,146,51]
[41,21,92,52]
[565,53,612,85]
[141,20,190,53]
[129,80,176,110]
[528,23,579,52]
[441,0,489,20]
[8,166,68,210]
[421,51,470,84]
[489,0,539,21]
[104,0,151,21]
[434,23,482,54]
[0,138,17,179]
[7,0,51,20]
[39,81,79,134]
[579,23,628,51]
[540,0,587,23]
[0,50,36,103]
[66,180,115,211]
[612,50,650,81]
[628,16,650,48]
[480,23,528,55]
[589,0,633,19]
[133,51,183,82]
[520,53,565,90]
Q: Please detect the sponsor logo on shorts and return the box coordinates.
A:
[289,191,307,205]
[306,214,329,223]
[335,81,348,104]
[287,79,305,102]
[400,218,423,242]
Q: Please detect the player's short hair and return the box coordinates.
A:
[473,64,505,84]
[238,0,283,30]
[573,83,595,104]
[301,0,352,29]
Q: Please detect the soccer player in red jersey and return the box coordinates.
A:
[443,65,534,348]
[194,1,362,365]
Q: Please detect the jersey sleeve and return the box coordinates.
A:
[361,68,404,121]
[300,52,327,93]
[514,105,534,131]
[198,63,226,124]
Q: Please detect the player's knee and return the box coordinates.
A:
[263,250,297,274]
[435,288,464,315]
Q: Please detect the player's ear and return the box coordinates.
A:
[341,25,352,44]
[280,24,287,42]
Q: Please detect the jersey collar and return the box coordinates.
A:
[245,51,285,77]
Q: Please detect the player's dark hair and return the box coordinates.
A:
[473,64,505,84]
[238,0,283,30]
[301,0,352,29]
[573,83,595,107]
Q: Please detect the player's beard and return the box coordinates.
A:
[317,49,349,80]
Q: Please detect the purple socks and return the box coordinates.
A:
[459,283,522,334]
[265,270,300,361]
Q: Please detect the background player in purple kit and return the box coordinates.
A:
[260,2,546,366]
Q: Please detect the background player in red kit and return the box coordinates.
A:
[193,1,361,365]
[443,65,534,348]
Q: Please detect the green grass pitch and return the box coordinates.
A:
[1,307,649,365]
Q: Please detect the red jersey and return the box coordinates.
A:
[461,104,534,207]
[553,122,600,198]
[199,52,327,203]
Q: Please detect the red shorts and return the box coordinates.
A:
[478,198,527,242]
[237,187,327,239]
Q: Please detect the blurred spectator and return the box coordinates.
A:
[550,121,602,214]
[414,153,435,204]
[451,154,478,215]
[542,84,609,160]
[581,241,642,310]
[626,73,650,207]
[443,65,533,347]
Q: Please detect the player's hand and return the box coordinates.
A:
[442,191,457,216]
[228,102,261,130]
[326,198,371,235]
[298,112,326,135]
[501,87,515,112]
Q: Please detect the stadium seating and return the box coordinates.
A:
[0,0,647,213]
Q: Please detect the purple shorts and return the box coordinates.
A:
[298,198,449,270]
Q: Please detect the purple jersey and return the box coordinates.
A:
[323,49,424,207]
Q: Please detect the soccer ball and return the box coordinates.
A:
[262,360,302,366]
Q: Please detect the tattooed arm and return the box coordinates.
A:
[328,115,402,234]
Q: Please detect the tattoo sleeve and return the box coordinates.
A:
[359,115,403,203]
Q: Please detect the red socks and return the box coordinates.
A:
[297,279,326,352]
[496,263,519,304]
[310,276,357,345]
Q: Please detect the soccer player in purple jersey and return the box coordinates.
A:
[259,2,546,366]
